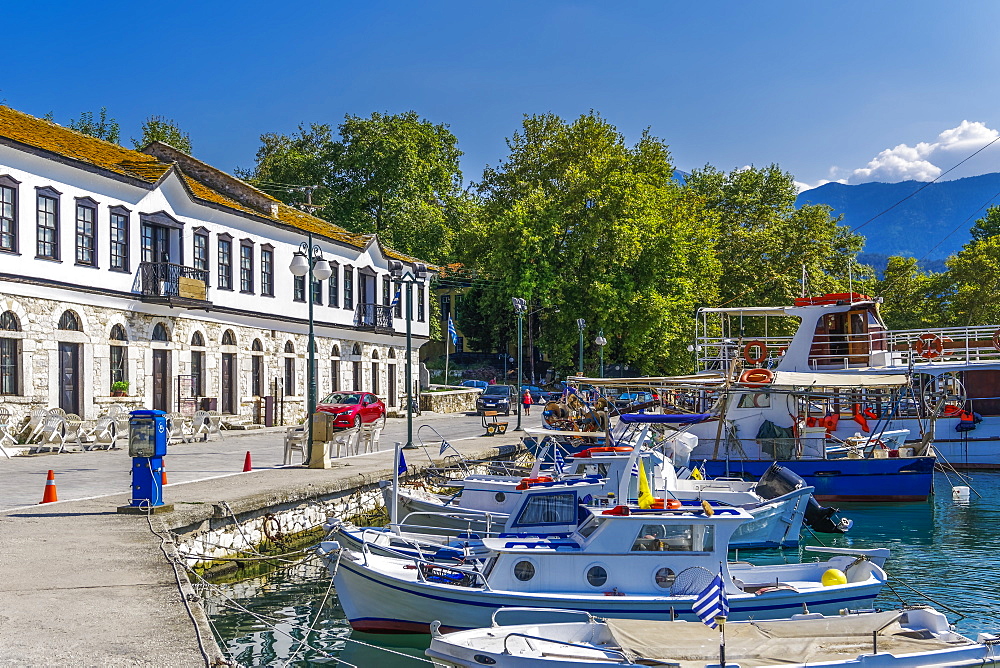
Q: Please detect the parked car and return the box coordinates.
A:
[316,392,386,429]
[612,391,655,411]
[519,385,547,404]
[460,380,489,392]
[475,384,513,415]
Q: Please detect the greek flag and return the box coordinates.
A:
[439,440,453,456]
[391,289,401,307]
[448,315,459,345]
[692,570,729,628]
[397,449,408,475]
[631,459,639,477]
[552,447,565,469]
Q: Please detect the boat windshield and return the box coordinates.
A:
[513,492,577,526]
[577,515,604,539]
[630,524,714,552]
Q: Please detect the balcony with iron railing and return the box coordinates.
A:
[354,303,394,333]
[138,262,211,308]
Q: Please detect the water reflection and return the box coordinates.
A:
[203,472,1000,665]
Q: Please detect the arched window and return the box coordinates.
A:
[251,339,264,396]
[331,344,341,358]
[222,329,236,346]
[371,349,380,395]
[0,310,20,395]
[190,331,205,396]
[252,338,263,352]
[371,349,380,360]
[109,324,128,388]
[284,340,295,354]
[388,348,396,359]
[152,323,169,342]
[58,310,81,331]
[330,345,341,391]
[352,343,362,356]
[351,343,362,391]
[191,331,205,347]
[0,311,20,331]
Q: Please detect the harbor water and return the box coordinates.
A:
[202,471,1000,666]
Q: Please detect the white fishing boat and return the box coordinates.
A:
[426,606,1000,667]
[318,502,888,633]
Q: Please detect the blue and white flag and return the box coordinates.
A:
[552,447,565,469]
[439,439,453,456]
[391,289,401,307]
[692,570,729,628]
[447,315,459,345]
[630,459,639,477]
[397,449,408,475]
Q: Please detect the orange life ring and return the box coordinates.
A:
[914,333,943,360]
[739,368,774,388]
[743,340,768,365]
[649,498,683,510]
[576,446,632,458]
[993,329,1000,352]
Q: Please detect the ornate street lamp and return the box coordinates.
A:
[390,260,430,449]
[289,235,332,453]
[595,331,607,378]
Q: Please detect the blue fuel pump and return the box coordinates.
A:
[126,409,168,508]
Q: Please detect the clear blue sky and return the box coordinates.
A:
[5,1,1000,190]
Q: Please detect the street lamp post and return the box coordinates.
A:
[576,318,586,375]
[512,298,527,431]
[595,331,607,378]
[390,260,429,449]
[289,234,332,454]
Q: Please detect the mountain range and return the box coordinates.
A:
[795,172,1000,265]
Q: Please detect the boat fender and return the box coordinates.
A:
[851,404,870,433]
[821,569,847,587]
[743,340,768,365]
[754,584,798,595]
[739,368,774,388]
[914,333,943,360]
[601,505,631,516]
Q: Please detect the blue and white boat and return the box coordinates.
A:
[426,606,1000,667]
[319,502,888,634]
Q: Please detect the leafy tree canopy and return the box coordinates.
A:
[241,112,472,264]
[133,115,192,154]
[67,107,120,144]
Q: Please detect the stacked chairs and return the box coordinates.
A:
[359,419,385,454]
[89,416,118,450]
[0,407,18,458]
[20,408,48,442]
[166,413,194,444]
[62,413,91,450]
[283,425,308,465]
[34,414,67,453]
[191,411,211,441]
[331,425,362,458]
[206,411,223,440]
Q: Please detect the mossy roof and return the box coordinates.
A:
[0,105,431,266]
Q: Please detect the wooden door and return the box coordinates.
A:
[152,349,169,411]
[58,342,80,415]
[388,364,396,406]
[222,353,236,414]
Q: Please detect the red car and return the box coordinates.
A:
[316,392,386,429]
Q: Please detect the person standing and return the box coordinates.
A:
[522,388,533,416]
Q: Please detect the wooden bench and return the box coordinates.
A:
[482,410,509,436]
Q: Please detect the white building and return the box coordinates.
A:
[0,106,432,421]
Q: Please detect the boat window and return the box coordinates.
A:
[577,516,603,539]
[572,463,609,476]
[514,492,576,526]
[654,567,676,589]
[494,492,506,503]
[737,392,770,408]
[586,565,608,587]
[513,560,535,581]
[631,524,714,552]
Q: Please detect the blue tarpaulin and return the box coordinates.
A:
[619,413,713,424]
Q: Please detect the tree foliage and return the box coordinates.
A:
[68,107,120,144]
[460,112,719,376]
[242,112,471,264]
[132,115,192,153]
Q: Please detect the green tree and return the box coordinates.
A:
[68,107,120,144]
[242,112,471,264]
[462,112,719,376]
[943,208,1000,326]
[864,256,950,330]
[132,115,192,153]
[970,204,1000,241]
[685,165,866,310]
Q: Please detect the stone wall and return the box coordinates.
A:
[419,388,480,413]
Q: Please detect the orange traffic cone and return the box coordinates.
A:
[40,469,58,504]
[161,465,168,486]
[243,451,253,472]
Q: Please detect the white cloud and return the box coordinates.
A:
[801,121,1000,191]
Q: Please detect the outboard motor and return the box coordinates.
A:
[756,463,853,534]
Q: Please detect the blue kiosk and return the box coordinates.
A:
[117,409,173,514]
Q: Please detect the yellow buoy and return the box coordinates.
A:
[821,568,847,587]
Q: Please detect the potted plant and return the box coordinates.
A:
[111,381,129,397]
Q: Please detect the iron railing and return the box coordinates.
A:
[354,303,394,331]
[139,262,210,301]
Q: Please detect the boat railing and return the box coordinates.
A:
[491,607,597,627]
[391,510,501,536]
[887,324,1000,366]
[501,631,631,664]
[357,535,492,589]
[695,335,794,372]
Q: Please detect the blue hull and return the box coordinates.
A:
[701,457,935,502]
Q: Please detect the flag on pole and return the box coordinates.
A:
[391,289,401,307]
[552,447,565,470]
[448,315,459,345]
[439,439,453,456]
[692,569,729,628]
[630,459,639,477]
[397,449,408,475]
[637,459,655,508]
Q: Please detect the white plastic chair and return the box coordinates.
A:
[191,411,211,441]
[167,413,193,444]
[206,411,223,440]
[21,408,48,442]
[283,425,308,465]
[35,415,67,453]
[89,416,117,450]
[331,425,362,458]
[0,407,17,458]
[361,422,384,454]
[63,414,92,450]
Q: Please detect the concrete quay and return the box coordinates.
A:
[0,413,534,667]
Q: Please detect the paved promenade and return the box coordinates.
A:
[0,412,536,667]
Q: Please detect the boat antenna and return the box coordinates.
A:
[800,264,807,298]
[849,259,853,296]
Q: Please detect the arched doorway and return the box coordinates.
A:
[57,310,83,414]
[387,348,397,407]
[221,329,237,414]
[151,322,171,412]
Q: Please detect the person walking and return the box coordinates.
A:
[522,388,533,416]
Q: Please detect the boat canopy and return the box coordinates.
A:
[697,306,791,317]
[769,371,908,388]
[619,413,713,425]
